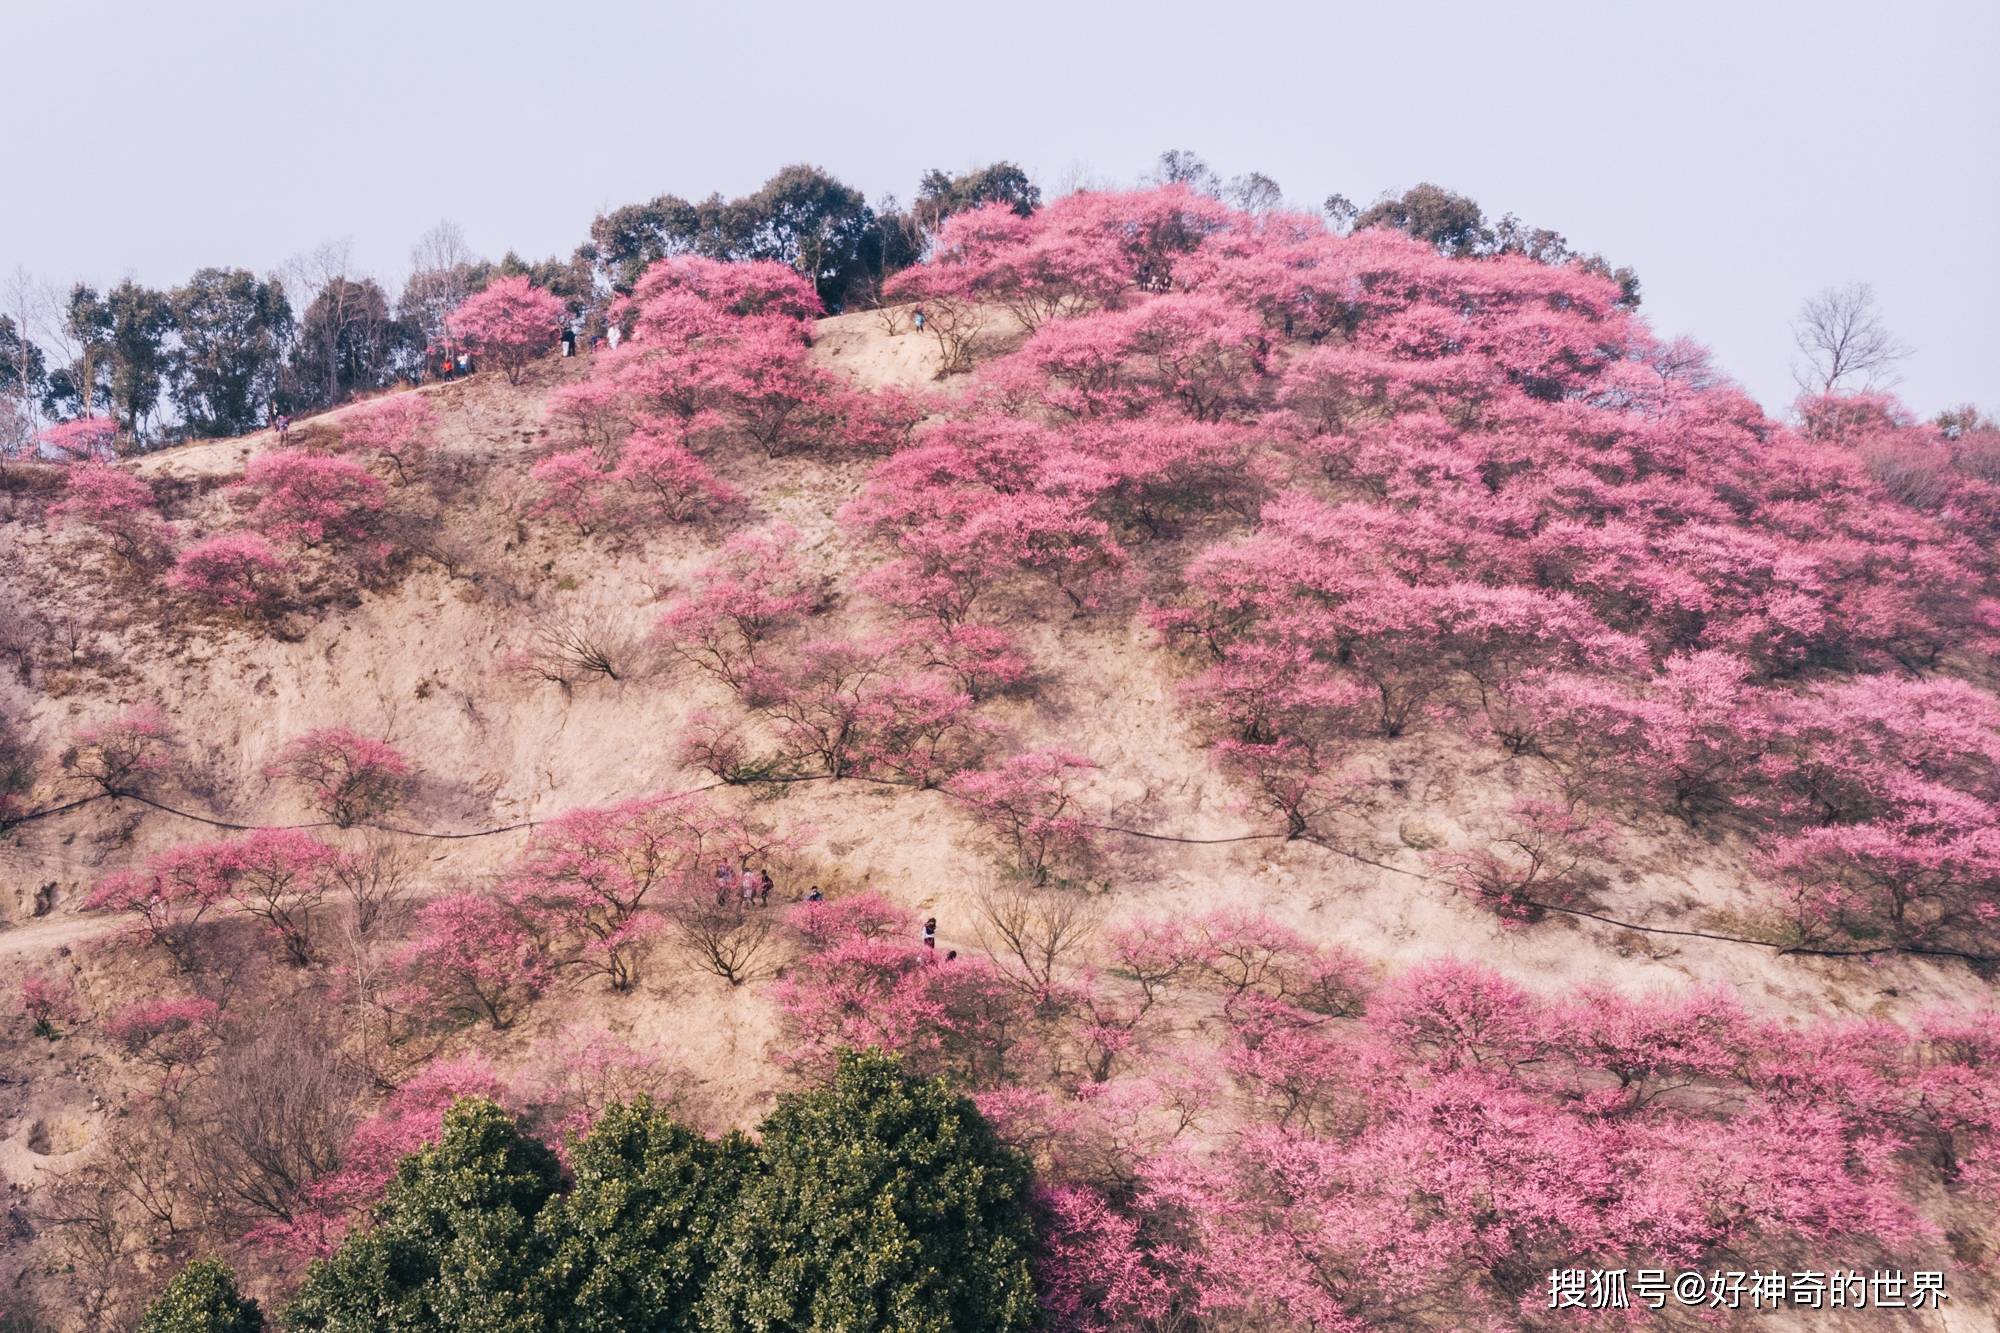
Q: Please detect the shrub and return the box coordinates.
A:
[166,532,289,612]
[19,971,79,1039]
[283,1099,563,1329]
[504,606,648,688]
[543,377,632,455]
[238,449,386,549]
[138,1258,264,1333]
[265,726,411,827]
[337,394,438,481]
[49,461,169,565]
[749,640,989,783]
[392,893,550,1029]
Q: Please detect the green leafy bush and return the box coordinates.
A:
[139,1259,264,1333]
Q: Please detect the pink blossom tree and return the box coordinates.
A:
[446,276,565,384]
[1769,823,2000,954]
[392,893,549,1030]
[85,841,231,969]
[505,791,755,991]
[35,417,118,463]
[48,461,170,566]
[655,523,821,688]
[954,749,1099,884]
[747,638,989,784]
[786,889,912,953]
[1429,798,1614,923]
[214,827,344,965]
[166,532,290,613]
[265,727,412,827]
[272,1055,518,1255]
[62,704,175,798]
[104,997,222,1072]
[238,449,387,550]
[607,422,739,522]
[774,932,1036,1086]
[19,972,80,1039]
[528,448,612,534]
[336,394,438,481]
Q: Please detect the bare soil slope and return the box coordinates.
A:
[0,311,1990,1326]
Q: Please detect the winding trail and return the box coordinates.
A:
[6,778,1994,970]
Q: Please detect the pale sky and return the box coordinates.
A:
[7,0,1995,418]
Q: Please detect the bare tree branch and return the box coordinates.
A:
[1791,281,1910,395]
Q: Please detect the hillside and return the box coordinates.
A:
[1,190,1996,1330]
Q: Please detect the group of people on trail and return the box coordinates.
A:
[425,346,474,381]
[709,871,952,957]
[557,319,621,360]
[715,862,777,907]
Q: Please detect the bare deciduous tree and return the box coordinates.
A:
[1791,282,1910,395]
[330,832,421,938]
[506,598,655,690]
[1149,149,1221,197]
[667,895,775,986]
[401,220,478,352]
[976,885,1099,1000]
[184,1012,362,1227]
[34,1167,144,1330]
[918,294,985,378]
[2,267,46,455]
[1227,172,1285,215]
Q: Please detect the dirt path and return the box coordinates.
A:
[0,911,118,961]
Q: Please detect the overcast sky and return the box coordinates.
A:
[7,0,1994,417]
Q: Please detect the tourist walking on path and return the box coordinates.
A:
[922,917,937,951]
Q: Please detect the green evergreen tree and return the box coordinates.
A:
[139,1258,265,1333]
[700,1050,1039,1333]
[541,1098,760,1332]
[282,1098,561,1333]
